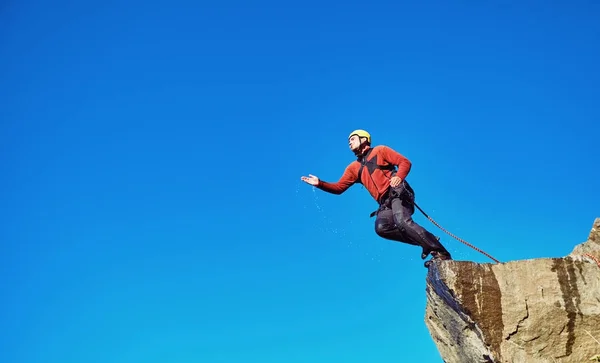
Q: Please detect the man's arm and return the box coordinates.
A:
[379,145,412,179]
[316,164,357,195]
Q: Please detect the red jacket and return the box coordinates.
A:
[317,145,412,202]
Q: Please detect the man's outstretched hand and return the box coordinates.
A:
[301,174,319,186]
[390,176,402,187]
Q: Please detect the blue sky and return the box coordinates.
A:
[1,0,599,362]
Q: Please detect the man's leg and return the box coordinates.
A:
[389,187,452,259]
[374,207,420,246]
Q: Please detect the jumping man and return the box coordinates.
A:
[301,129,452,267]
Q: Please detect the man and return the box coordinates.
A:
[301,129,452,267]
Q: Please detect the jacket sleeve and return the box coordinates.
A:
[379,145,412,179]
[316,164,357,195]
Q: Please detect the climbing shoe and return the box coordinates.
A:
[421,236,442,260]
[424,251,452,268]
[421,248,431,260]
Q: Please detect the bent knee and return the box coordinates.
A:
[375,221,394,236]
[374,222,386,236]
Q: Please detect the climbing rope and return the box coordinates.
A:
[413,202,501,264]
[583,253,600,268]
[414,202,599,268]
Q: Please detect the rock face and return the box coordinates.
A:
[425,218,600,363]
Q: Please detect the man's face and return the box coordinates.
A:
[348,135,361,151]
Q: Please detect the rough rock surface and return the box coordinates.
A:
[425,218,600,363]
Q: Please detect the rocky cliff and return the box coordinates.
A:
[425,218,600,363]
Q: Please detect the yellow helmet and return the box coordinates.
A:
[348,129,371,144]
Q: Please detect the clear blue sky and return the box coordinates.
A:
[1,1,599,362]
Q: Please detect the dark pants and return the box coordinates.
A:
[374,181,451,258]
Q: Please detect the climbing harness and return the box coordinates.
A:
[583,253,600,268]
[413,201,501,264]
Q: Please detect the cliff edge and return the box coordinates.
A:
[425,218,600,363]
